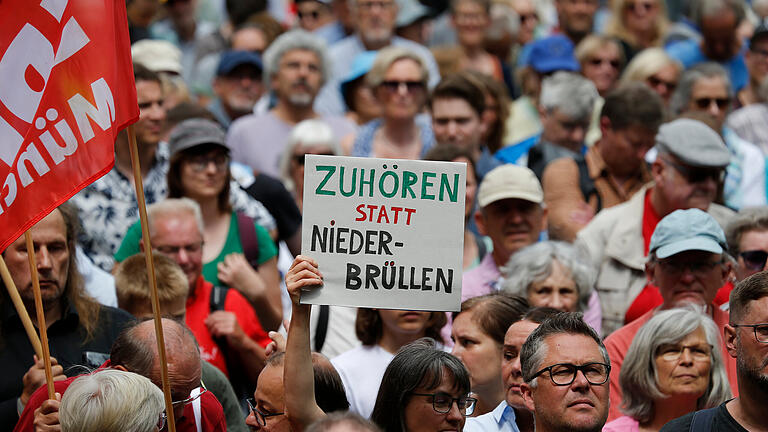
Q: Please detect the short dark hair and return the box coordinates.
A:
[730,271,768,323]
[133,62,162,85]
[520,312,609,383]
[600,83,664,131]
[453,294,529,344]
[423,144,479,185]
[429,73,486,118]
[167,140,232,214]
[371,338,470,432]
[355,309,446,346]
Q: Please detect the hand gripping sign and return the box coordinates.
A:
[0,0,138,251]
[301,155,466,312]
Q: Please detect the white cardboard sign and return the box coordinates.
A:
[300,155,466,312]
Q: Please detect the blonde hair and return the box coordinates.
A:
[619,47,682,85]
[365,46,429,88]
[575,34,625,68]
[604,0,669,48]
[115,253,189,313]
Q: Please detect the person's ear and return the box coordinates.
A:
[645,260,656,285]
[651,159,664,184]
[598,117,611,136]
[475,210,487,236]
[724,324,738,358]
[113,365,128,372]
[539,206,548,233]
[521,382,535,412]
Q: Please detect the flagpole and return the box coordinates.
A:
[24,232,55,399]
[0,256,43,359]
[127,124,176,431]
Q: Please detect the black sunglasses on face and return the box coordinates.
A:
[740,250,768,271]
[661,157,725,184]
[694,97,730,110]
[380,80,425,93]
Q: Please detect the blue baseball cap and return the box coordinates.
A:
[217,50,263,77]
[340,51,378,108]
[527,35,580,74]
[649,209,727,259]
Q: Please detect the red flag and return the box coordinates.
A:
[0,0,138,251]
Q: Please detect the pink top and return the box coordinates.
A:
[602,416,640,432]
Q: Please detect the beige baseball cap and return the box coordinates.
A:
[477,165,543,208]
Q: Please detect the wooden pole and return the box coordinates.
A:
[0,256,43,359]
[24,231,55,400]
[126,124,176,430]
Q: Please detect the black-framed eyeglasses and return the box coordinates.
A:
[380,80,425,94]
[172,381,207,407]
[155,241,204,257]
[731,323,768,343]
[187,152,230,173]
[739,250,768,272]
[660,157,725,184]
[529,362,611,386]
[411,392,477,416]
[656,258,724,278]
[247,398,285,426]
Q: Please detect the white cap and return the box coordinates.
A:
[477,165,543,208]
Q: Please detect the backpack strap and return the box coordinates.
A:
[314,305,330,352]
[689,407,718,432]
[236,211,260,270]
[576,158,602,213]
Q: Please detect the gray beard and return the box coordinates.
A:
[288,93,314,107]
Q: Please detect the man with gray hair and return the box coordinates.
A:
[666,0,748,91]
[669,62,766,210]
[519,312,610,432]
[577,119,735,336]
[602,208,739,421]
[227,30,355,178]
[496,72,598,180]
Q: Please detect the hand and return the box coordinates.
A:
[285,255,323,306]
[265,331,286,357]
[218,253,264,300]
[33,392,61,432]
[21,356,66,406]
[206,311,248,349]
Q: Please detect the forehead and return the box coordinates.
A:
[691,76,728,97]
[742,296,768,323]
[256,365,286,405]
[136,80,162,100]
[540,333,603,365]
[739,229,768,250]
[21,210,67,245]
[483,198,540,216]
[385,58,422,78]
[659,250,720,263]
[432,97,479,118]
[505,320,539,346]
[280,49,320,65]
[153,214,202,241]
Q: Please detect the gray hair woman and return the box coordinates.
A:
[603,307,731,432]
[501,241,599,326]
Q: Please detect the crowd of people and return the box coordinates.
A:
[4,0,768,430]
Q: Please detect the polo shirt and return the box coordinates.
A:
[0,300,134,426]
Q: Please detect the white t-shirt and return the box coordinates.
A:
[331,344,395,418]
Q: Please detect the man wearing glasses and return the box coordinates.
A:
[577,118,734,336]
[519,312,610,432]
[603,209,739,421]
[661,270,768,431]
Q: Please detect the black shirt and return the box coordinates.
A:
[0,298,134,426]
[660,401,749,432]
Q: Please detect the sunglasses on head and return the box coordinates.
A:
[694,97,730,110]
[740,250,768,271]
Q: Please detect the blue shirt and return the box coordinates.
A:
[666,39,748,91]
[464,401,521,432]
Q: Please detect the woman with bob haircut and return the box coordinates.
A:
[451,294,529,415]
[371,338,475,432]
[603,307,732,430]
[344,46,435,159]
[501,241,602,335]
[619,48,682,106]
[604,0,669,61]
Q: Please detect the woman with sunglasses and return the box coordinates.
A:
[604,0,670,62]
[575,35,624,97]
[603,308,731,429]
[344,46,435,160]
[280,119,343,212]
[620,48,682,107]
[726,207,768,283]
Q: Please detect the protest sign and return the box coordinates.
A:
[0,0,137,252]
[301,155,466,312]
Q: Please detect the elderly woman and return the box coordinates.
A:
[451,294,529,415]
[604,0,670,61]
[279,119,343,211]
[501,241,602,335]
[59,369,165,432]
[372,338,475,432]
[603,308,731,430]
[344,47,435,159]
[620,48,682,106]
[575,35,625,97]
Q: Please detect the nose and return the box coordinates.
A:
[510,357,522,377]
[570,369,590,391]
[678,348,695,365]
[706,100,721,118]
[35,246,53,272]
[245,411,261,429]
[176,247,189,266]
[447,121,458,137]
[570,126,586,144]
[451,343,464,359]
[548,293,565,311]
[446,399,464,422]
